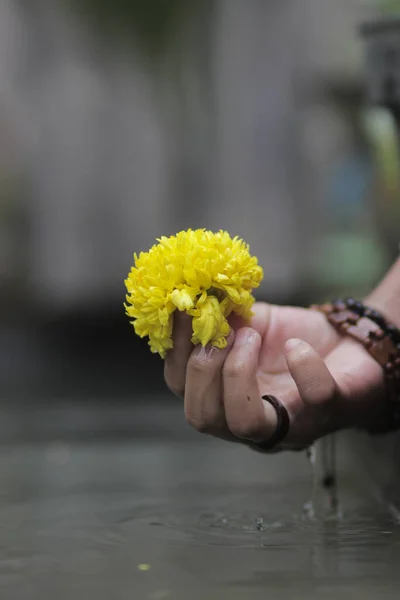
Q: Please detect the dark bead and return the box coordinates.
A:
[369,328,385,340]
[356,303,364,315]
[347,299,364,314]
[345,297,356,308]
[386,362,394,373]
[386,324,400,343]
[369,310,386,328]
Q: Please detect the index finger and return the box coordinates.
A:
[164,303,270,399]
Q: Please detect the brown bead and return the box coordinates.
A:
[328,310,358,326]
[373,329,385,340]
[394,358,400,367]
[386,362,394,374]
[318,302,333,313]
[369,338,396,367]
[333,301,347,311]
[346,318,379,345]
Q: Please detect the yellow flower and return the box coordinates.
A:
[124,229,264,358]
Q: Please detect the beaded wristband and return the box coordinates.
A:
[310,298,400,434]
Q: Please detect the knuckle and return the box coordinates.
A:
[308,377,336,403]
[164,371,185,398]
[188,354,213,377]
[336,371,353,402]
[223,359,247,380]
[228,416,261,440]
[171,384,185,398]
[185,410,215,434]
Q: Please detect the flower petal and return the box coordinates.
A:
[124,228,263,358]
[170,288,195,311]
[191,295,229,347]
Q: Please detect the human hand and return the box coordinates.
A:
[164,302,386,451]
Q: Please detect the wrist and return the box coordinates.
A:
[311,297,400,434]
[365,257,400,328]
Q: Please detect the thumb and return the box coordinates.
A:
[284,338,339,408]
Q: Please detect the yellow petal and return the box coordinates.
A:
[158,307,170,326]
[224,286,241,303]
[220,296,234,317]
[133,319,150,337]
[191,295,229,347]
[124,229,264,358]
[170,288,195,311]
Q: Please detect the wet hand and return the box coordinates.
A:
[164,303,385,451]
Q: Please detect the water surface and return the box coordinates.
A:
[0,406,399,599]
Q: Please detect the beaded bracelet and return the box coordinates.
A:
[310,298,400,434]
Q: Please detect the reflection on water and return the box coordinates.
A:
[0,433,399,599]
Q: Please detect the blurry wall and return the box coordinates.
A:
[1,0,399,400]
[0,0,384,316]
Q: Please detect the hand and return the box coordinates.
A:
[164,302,386,451]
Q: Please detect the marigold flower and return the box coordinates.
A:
[124,229,263,358]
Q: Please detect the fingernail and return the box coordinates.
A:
[193,344,216,359]
[192,330,234,359]
[239,329,257,345]
[285,338,302,352]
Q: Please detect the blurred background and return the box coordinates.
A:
[1,0,400,435]
[3,5,400,598]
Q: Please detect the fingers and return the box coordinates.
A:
[249,302,273,339]
[222,328,277,443]
[184,330,235,436]
[184,326,277,444]
[164,303,272,399]
[165,309,347,449]
[284,338,339,410]
[228,302,272,337]
[164,312,194,397]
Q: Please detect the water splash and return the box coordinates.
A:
[305,436,340,520]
